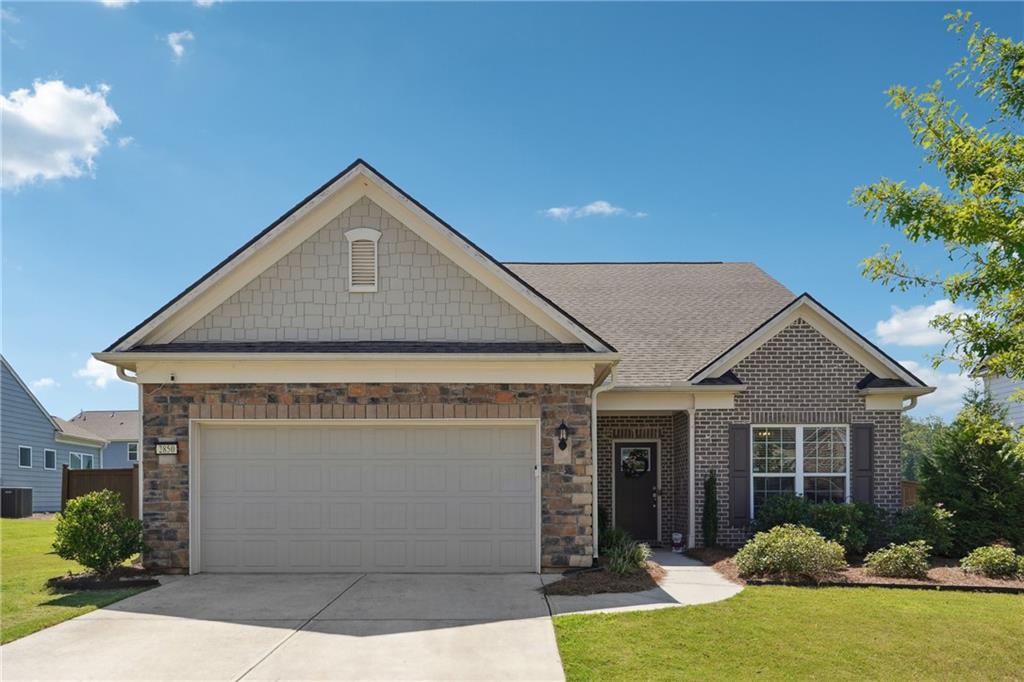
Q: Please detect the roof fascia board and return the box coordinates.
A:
[55,433,108,447]
[95,351,617,367]
[689,295,927,388]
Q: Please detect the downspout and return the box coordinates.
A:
[591,366,617,559]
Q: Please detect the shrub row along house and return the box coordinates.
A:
[0,356,140,513]
[94,160,933,573]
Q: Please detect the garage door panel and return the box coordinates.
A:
[200,423,537,573]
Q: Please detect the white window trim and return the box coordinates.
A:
[750,424,850,518]
[69,451,95,470]
[44,448,57,470]
[344,227,382,293]
[127,442,139,462]
[18,445,32,468]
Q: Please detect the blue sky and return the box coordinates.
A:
[3,1,1020,420]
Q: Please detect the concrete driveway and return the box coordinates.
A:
[1,574,564,681]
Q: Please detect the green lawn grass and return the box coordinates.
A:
[1,518,148,644]
[554,585,1024,681]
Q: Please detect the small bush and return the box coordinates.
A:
[806,502,872,555]
[735,524,847,581]
[605,540,652,576]
[600,527,631,554]
[865,541,932,579]
[703,471,718,547]
[891,504,956,556]
[754,496,886,555]
[53,490,147,576]
[961,545,1024,579]
[752,494,811,532]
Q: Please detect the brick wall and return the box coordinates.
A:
[693,319,902,547]
[141,382,592,572]
[596,414,687,544]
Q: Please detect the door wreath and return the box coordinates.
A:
[621,448,651,477]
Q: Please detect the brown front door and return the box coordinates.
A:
[614,442,658,542]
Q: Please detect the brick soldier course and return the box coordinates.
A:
[141,382,593,572]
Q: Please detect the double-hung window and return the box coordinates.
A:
[127,442,139,462]
[44,449,57,470]
[69,452,95,470]
[19,446,32,468]
[751,425,849,515]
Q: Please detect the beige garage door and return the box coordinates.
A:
[197,422,538,573]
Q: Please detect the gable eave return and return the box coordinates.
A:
[105,159,616,355]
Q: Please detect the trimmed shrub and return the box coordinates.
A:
[754,496,887,555]
[703,471,719,547]
[735,524,847,581]
[606,540,652,576]
[600,527,631,554]
[891,504,956,556]
[960,545,1024,579]
[865,541,932,579]
[53,490,147,576]
[919,392,1024,554]
[752,494,811,532]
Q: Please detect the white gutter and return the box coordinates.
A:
[590,366,617,559]
[116,366,139,383]
[901,396,919,412]
[95,351,618,369]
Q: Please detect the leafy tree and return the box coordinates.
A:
[852,11,1024,380]
[919,391,1024,553]
[901,414,950,481]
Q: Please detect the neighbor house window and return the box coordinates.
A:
[127,442,139,462]
[19,446,32,468]
[44,449,56,470]
[69,452,95,470]
[344,228,382,292]
[751,425,849,515]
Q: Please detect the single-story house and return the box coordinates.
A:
[1,356,107,512]
[96,159,934,574]
[69,410,141,468]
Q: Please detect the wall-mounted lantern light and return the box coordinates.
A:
[557,420,569,451]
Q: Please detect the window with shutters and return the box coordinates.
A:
[751,425,849,515]
[344,228,382,292]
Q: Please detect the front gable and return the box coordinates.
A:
[176,196,555,344]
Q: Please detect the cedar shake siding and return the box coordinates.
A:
[141,382,593,572]
[693,318,901,547]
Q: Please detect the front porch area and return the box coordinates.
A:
[596,412,691,547]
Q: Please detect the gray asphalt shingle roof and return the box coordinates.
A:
[69,410,139,441]
[507,262,795,387]
[52,416,107,445]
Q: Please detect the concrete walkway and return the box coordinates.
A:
[544,550,743,616]
[2,573,565,682]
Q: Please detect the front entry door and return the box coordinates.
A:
[614,442,658,542]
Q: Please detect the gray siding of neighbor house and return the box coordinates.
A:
[984,374,1024,428]
[0,363,102,511]
[175,196,556,344]
[101,441,135,469]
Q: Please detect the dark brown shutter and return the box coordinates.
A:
[851,423,874,504]
[728,424,751,525]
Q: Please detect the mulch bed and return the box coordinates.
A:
[688,549,1024,594]
[543,560,667,596]
[47,565,160,591]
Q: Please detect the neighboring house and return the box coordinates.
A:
[70,410,141,469]
[95,159,933,574]
[982,373,1024,428]
[0,356,107,512]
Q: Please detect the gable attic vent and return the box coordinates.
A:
[344,227,382,293]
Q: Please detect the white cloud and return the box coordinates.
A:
[2,8,20,23]
[542,200,647,221]
[875,299,972,347]
[117,135,134,148]
[901,360,979,419]
[74,357,119,389]
[167,30,194,60]
[99,0,137,7]
[30,377,59,390]
[194,0,220,6]
[1,80,120,189]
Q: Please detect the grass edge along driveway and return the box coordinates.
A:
[1,517,149,644]
[554,585,1024,681]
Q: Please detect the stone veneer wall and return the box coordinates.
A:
[596,414,687,544]
[693,318,901,547]
[141,382,592,572]
[177,197,554,343]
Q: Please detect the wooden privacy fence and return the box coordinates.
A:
[901,480,921,508]
[61,465,139,519]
